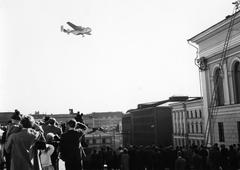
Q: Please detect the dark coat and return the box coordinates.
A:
[60,129,83,170]
[5,128,40,170]
[175,156,186,170]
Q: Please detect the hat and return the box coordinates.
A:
[11,110,22,121]
[43,116,50,123]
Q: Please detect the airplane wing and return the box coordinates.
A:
[67,22,80,30]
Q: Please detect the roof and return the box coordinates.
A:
[188,11,240,43]
[86,112,123,118]
[136,96,201,110]
[169,98,203,107]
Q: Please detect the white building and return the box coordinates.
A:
[170,99,204,147]
[188,10,240,145]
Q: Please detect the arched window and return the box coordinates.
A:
[214,68,224,106]
[233,61,240,103]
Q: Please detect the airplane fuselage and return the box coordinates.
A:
[61,23,92,36]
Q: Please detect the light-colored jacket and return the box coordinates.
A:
[40,144,55,168]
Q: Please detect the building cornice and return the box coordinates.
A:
[200,33,240,57]
[188,11,240,44]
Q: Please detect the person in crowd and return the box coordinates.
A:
[199,145,208,170]
[6,110,22,139]
[89,149,98,170]
[175,151,186,170]
[60,122,66,133]
[209,143,221,170]
[219,144,229,170]
[192,149,203,170]
[43,118,62,138]
[75,112,84,124]
[42,116,51,130]
[0,126,6,170]
[40,143,55,170]
[5,110,22,170]
[120,148,129,170]
[75,121,88,168]
[4,115,44,170]
[46,133,60,170]
[60,119,87,170]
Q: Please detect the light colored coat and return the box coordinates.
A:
[5,128,40,170]
[40,144,54,168]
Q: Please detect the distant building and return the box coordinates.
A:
[83,112,123,129]
[31,110,123,149]
[32,113,76,123]
[188,10,240,145]
[170,99,204,147]
[0,112,14,125]
[84,112,123,150]
[32,109,84,123]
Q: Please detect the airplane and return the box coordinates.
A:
[61,22,92,37]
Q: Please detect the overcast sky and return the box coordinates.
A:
[0,0,234,114]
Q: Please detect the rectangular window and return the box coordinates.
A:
[199,110,202,118]
[106,138,111,144]
[218,122,225,142]
[96,139,101,144]
[196,123,198,133]
[182,122,185,134]
[187,122,191,133]
[237,121,240,143]
[195,110,198,118]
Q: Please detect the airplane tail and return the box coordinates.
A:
[61,25,64,32]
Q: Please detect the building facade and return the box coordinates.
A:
[189,11,240,145]
[32,111,123,150]
[0,112,14,125]
[83,112,123,130]
[84,112,123,150]
[170,99,204,147]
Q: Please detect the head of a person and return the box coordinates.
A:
[20,115,35,128]
[43,116,50,124]
[76,122,87,130]
[67,119,76,129]
[123,148,128,153]
[48,118,56,126]
[46,133,55,143]
[11,110,22,123]
[177,151,182,157]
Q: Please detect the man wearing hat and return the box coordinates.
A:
[6,110,22,139]
[4,110,22,170]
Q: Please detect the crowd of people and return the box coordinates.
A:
[83,143,240,170]
[1,110,240,170]
[0,110,88,170]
